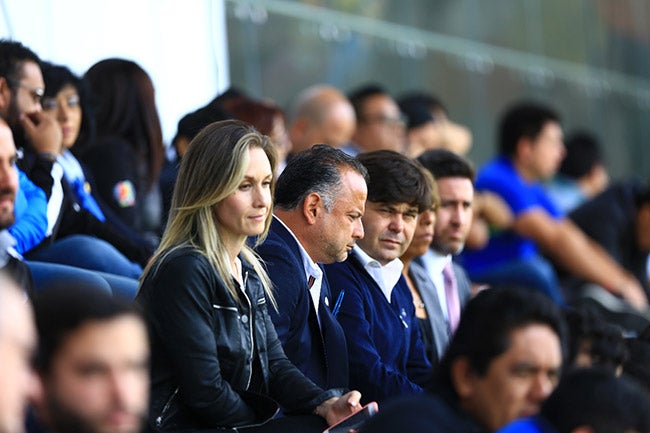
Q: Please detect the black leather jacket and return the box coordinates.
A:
[135,247,342,432]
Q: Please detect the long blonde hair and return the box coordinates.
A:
[142,120,277,305]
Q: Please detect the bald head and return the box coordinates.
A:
[288,85,356,154]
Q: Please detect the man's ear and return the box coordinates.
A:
[514,136,533,162]
[302,192,323,225]
[450,357,477,399]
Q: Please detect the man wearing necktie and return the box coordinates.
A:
[414,149,474,361]
[255,145,367,390]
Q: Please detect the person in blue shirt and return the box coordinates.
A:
[324,150,433,403]
[461,101,646,310]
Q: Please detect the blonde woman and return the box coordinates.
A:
[135,120,360,432]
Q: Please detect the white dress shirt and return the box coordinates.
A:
[353,246,404,303]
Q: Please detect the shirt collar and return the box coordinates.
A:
[353,246,404,302]
[274,216,323,313]
[274,216,322,279]
[422,249,452,275]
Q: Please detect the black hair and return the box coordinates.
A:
[541,368,650,433]
[559,131,603,179]
[274,144,368,211]
[173,105,232,147]
[357,150,433,212]
[347,83,389,121]
[32,285,142,374]
[434,286,566,396]
[0,39,40,85]
[397,91,447,116]
[498,101,560,157]
[39,61,93,147]
[563,307,627,372]
[417,148,475,182]
[83,58,164,187]
[397,98,433,130]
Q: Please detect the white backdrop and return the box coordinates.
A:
[0,0,230,145]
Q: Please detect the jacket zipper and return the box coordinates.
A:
[240,271,255,390]
[155,387,178,427]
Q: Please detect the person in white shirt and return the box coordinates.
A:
[324,150,434,403]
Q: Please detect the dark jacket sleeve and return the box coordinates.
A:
[261,295,344,412]
[141,253,260,426]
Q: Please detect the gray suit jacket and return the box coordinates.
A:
[409,259,471,363]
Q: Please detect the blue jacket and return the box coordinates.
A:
[10,170,48,255]
[256,217,349,389]
[324,250,432,403]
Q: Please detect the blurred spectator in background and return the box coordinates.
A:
[344,84,405,155]
[569,179,650,300]
[81,58,165,241]
[498,368,650,433]
[0,274,39,433]
[545,131,609,213]
[224,96,292,173]
[462,101,647,314]
[287,85,356,157]
[397,92,472,157]
[29,286,149,433]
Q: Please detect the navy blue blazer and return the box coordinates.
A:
[255,217,349,389]
[324,250,432,404]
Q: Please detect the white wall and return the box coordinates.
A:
[0,0,230,145]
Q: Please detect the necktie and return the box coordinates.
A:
[443,262,461,334]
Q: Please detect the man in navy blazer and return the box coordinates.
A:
[256,145,368,389]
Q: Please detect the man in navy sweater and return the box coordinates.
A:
[324,150,434,403]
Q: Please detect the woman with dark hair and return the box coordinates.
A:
[39,62,99,217]
[136,120,361,432]
[82,58,165,238]
[16,61,153,282]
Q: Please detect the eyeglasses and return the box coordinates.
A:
[360,113,407,128]
[8,79,44,105]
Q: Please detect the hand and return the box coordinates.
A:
[20,111,62,155]
[475,191,513,230]
[315,391,362,426]
[618,276,648,311]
